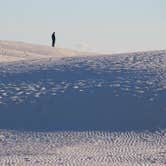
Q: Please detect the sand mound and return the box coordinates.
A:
[0,40,92,63]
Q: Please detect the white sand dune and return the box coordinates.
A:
[0,40,166,165]
[0,40,93,63]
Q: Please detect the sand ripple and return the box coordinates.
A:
[0,130,166,166]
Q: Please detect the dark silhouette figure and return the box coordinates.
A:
[51,32,56,47]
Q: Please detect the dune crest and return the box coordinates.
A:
[0,40,92,62]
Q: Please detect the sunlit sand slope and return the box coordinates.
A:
[0,40,92,62]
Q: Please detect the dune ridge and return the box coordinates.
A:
[0,40,93,63]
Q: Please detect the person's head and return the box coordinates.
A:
[53,32,55,35]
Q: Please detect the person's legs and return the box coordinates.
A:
[52,40,55,47]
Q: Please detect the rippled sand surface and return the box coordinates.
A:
[0,130,166,166]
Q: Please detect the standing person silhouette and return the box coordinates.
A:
[51,32,56,47]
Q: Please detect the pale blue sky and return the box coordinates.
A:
[0,0,165,53]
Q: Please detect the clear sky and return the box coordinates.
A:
[0,0,165,53]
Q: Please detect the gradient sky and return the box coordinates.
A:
[0,0,165,53]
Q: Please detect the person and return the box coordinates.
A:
[51,32,56,47]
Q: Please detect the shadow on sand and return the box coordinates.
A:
[0,66,166,132]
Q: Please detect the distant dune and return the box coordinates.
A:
[0,40,94,62]
[1,40,165,64]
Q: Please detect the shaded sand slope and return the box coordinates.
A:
[0,49,165,131]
